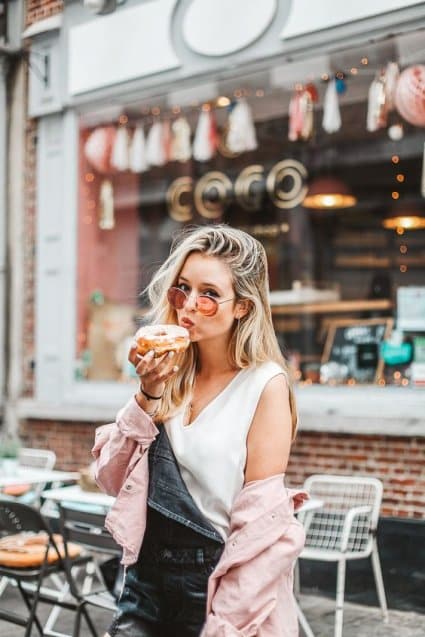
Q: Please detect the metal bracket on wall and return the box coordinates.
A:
[27,50,50,88]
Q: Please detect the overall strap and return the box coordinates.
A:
[148,427,224,544]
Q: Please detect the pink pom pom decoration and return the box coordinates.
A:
[395,65,425,127]
[84,126,116,174]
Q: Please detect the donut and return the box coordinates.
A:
[135,324,190,358]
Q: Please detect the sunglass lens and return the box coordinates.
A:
[167,287,186,310]
[197,296,218,316]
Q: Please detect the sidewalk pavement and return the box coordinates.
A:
[0,586,424,636]
[298,594,424,637]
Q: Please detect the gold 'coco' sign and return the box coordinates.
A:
[166,159,308,221]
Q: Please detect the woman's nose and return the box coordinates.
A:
[184,290,198,311]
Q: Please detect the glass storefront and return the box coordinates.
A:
[75,33,425,389]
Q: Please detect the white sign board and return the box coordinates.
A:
[281,0,425,39]
[68,0,180,95]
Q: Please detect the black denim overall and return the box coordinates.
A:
[109,427,224,637]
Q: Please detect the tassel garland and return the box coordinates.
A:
[129,126,148,173]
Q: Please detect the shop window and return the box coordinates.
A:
[76,34,425,388]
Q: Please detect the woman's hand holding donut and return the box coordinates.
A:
[128,343,179,404]
[128,324,189,415]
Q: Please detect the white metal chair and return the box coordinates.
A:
[0,449,58,601]
[59,504,120,637]
[18,447,57,470]
[297,474,388,637]
[18,448,57,507]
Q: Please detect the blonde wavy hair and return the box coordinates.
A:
[144,224,298,439]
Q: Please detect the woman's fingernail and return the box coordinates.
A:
[168,351,175,358]
[173,365,179,372]
[136,354,142,359]
[147,350,155,358]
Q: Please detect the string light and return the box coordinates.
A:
[391,191,400,200]
[396,174,405,183]
[361,57,369,65]
[118,114,128,125]
[400,245,408,254]
[216,96,230,107]
[350,67,358,75]
[400,264,408,272]
[255,89,265,97]
[151,106,161,116]
[391,155,400,164]
[172,105,181,114]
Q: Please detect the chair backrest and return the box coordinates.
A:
[59,504,120,556]
[18,448,56,470]
[17,448,57,504]
[0,498,51,538]
[301,474,383,555]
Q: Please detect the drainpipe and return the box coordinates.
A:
[2,0,25,437]
[3,56,25,439]
[0,55,6,419]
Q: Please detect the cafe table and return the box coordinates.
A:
[0,467,79,488]
[41,486,322,514]
[41,484,114,509]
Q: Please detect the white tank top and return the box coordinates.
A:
[164,361,285,540]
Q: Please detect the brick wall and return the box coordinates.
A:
[26,0,64,26]
[23,117,37,396]
[287,432,425,520]
[19,419,425,520]
[19,419,97,471]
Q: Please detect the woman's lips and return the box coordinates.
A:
[181,317,194,328]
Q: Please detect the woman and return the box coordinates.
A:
[93,225,307,637]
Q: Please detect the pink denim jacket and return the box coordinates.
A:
[92,397,307,636]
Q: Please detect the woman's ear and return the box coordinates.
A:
[235,299,252,319]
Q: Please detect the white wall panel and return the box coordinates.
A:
[35,115,67,401]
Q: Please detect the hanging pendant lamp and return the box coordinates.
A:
[303,176,357,209]
[382,204,425,231]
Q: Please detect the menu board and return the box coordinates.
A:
[397,287,425,331]
[322,318,394,383]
